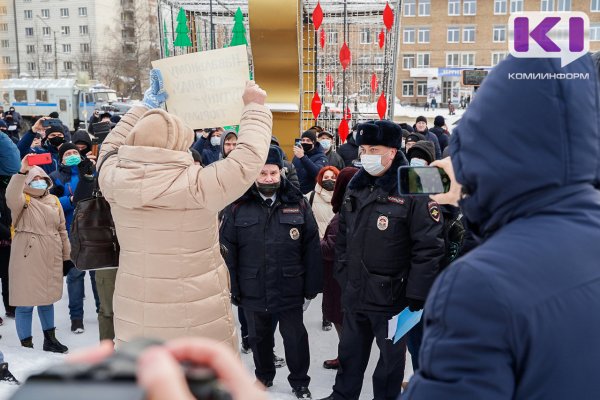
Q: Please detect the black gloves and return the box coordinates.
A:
[63,260,75,276]
[231,295,241,306]
[219,244,229,258]
[78,158,95,180]
[407,298,425,312]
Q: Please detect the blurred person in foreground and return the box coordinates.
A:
[98,70,272,348]
[404,55,600,399]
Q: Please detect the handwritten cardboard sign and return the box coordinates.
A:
[151,46,250,129]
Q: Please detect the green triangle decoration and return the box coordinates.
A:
[173,8,192,47]
[163,20,170,57]
[229,7,248,47]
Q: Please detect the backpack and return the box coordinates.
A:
[70,150,119,270]
[10,194,61,238]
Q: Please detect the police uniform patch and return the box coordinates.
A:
[377,215,389,231]
[387,196,405,205]
[290,228,300,240]
[282,208,301,214]
[428,201,441,223]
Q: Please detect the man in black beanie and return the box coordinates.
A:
[429,115,449,153]
[320,120,445,400]
[220,145,322,399]
[292,129,328,194]
[414,116,442,160]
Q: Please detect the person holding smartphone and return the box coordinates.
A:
[292,130,328,195]
[16,117,65,175]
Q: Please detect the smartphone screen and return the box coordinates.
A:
[42,119,61,128]
[398,166,451,195]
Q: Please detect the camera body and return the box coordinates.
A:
[10,338,232,400]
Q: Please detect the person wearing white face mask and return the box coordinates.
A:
[191,127,225,166]
[320,120,445,400]
[317,131,344,171]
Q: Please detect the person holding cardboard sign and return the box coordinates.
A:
[97,69,272,349]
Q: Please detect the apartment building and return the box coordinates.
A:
[396,0,600,105]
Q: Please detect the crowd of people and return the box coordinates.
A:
[0,53,599,400]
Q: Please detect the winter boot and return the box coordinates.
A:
[241,336,251,354]
[70,319,84,334]
[43,328,69,354]
[292,386,312,400]
[322,319,332,331]
[20,336,33,348]
[0,363,19,384]
[322,358,339,369]
[273,353,286,368]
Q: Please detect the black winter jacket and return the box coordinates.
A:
[220,178,323,312]
[336,153,445,316]
[336,134,359,168]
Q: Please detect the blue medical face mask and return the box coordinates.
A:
[319,139,332,151]
[410,158,427,167]
[30,180,48,190]
[64,154,81,166]
[210,136,221,147]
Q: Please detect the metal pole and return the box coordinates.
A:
[389,0,402,120]
[209,0,215,50]
[342,0,347,125]
[170,4,175,55]
[13,0,20,76]
[53,31,58,79]
[158,2,164,58]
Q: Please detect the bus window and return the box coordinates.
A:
[14,90,27,102]
[36,90,48,102]
[95,92,118,103]
[59,99,67,111]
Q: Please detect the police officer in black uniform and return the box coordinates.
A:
[321,120,445,400]
[220,146,323,400]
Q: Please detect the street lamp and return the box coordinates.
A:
[36,15,58,79]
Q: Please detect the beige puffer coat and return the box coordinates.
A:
[307,184,334,238]
[7,167,70,307]
[99,104,272,348]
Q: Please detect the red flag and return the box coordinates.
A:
[371,74,378,93]
[320,29,326,49]
[313,1,323,31]
[345,107,352,121]
[383,2,394,31]
[377,92,387,120]
[339,42,351,70]
[378,29,385,49]
[325,74,334,93]
[338,119,349,143]
[311,91,322,120]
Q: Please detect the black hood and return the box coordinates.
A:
[71,130,92,152]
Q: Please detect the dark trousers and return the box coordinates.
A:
[333,311,406,400]
[407,320,424,371]
[244,307,310,389]
[0,246,13,314]
[238,307,278,339]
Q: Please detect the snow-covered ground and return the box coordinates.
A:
[0,277,413,399]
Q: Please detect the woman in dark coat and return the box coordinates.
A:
[320,166,358,370]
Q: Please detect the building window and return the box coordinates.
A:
[492,52,508,66]
[27,62,36,71]
[446,53,460,67]
[24,10,33,20]
[510,0,524,12]
[593,0,600,11]
[591,23,600,41]
[327,31,338,45]
[2,56,10,65]
[79,25,89,35]
[404,0,416,16]
[402,81,414,97]
[448,0,461,15]
[557,0,571,10]
[418,28,430,43]
[462,53,475,66]
[374,56,385,71]
[79,7,87,17]
[418,0,431,16]
[541,0,554,11]
[61,26,70,36]
[41,9,50,19]
[81,62,90,71]
[403,54,415,69]
[44,44,52,53]
[25,27,34,36]
[360,28,371,44]
[64,61,73,71]
[447,27,460,43]
[62,44,71,53]
[0,24,7,32]
[44,62,53,71]
[0,7,6,15]
[417,81,428,97]
[417,53,430,67]
[463,0,477,15]
[26,45,35,54]
[36,90,48,102]
[494,0,507,13]
[60,8,69,17]
[463,26,476,43]
[403,28,416,44]
[0,40,8,48]
[42,27,51,37]
[81,43,90,53]
[493,25,506,42]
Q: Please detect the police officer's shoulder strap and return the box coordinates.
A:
[308,191,316,207]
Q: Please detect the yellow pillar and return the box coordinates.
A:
[248,0,302,158]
